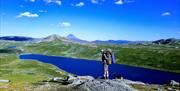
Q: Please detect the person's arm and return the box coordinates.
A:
[103,53,108,60]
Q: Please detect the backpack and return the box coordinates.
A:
[106,53,112,65]
[111,52,116,64]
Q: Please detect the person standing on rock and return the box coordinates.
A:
[100,49,113,79]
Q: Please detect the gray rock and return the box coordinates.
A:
[51,76,140,91]
[167,87,173,91]
[119,79,146,85]
[53,77,64,82]
[77,79,138,91]
[70,76,94,86]
[0,79,10,83]
[170,80,179,86]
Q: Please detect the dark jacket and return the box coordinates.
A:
[102,52,107,63]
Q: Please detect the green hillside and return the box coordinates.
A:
[24,40,180,73]
[0,50,69,90]
[0,39,180,90]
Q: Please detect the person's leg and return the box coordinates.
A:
[103,63,106,79]
[104,64,108,79]
[106,65,109,79]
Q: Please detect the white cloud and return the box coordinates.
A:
[115,0,124,5]
[91,0,98,4]
[44,0,61,6]
[30,0,35,2]
[39,10,48,13]
[91,0,105,4]
[178,31,180,34]
[161,12,171,16]
[55,0,61,5]
[59,22,71,28]
[17,12,39,18]
[76,2,85,7]
[72,2,85,7]
[125,0,135,3]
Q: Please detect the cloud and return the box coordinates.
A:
[72,2,85,7]
[90,0,105,4]
[125,0,135,3]
[44,0,61,6]
[178,31,180,34]
[115,0,124,5]
[75,2,85,7]
[55,0,61,5]
[39,10,48,13]
[91,0,99,4]
[161,12,171,16]
[17,12,39,18]
[59,22,71,28]
[30,0,35,2]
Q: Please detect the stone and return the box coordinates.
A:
[70,76,94,86]
[76,79,138,91]
[170,80,179,86]
[120,79,146,85]
[0,79,10,83]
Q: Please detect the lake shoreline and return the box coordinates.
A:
[19,53,180,84]
[19,53,180,74]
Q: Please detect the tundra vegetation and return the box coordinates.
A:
[0,39,180,90]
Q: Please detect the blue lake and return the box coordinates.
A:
[19,54,180,84]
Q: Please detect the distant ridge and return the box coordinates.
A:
[92,40,132,44]
[66,34,89,43]
[152,38,180,45]
[0,35,179,45]
[0,36,33,41]
[38,34,72,43]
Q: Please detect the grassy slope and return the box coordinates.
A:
[25,41,180,73]
[0,40,179,90]
[0,53,68,90]
[25,41,100,60]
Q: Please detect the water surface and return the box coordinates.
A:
[19,54,180,84]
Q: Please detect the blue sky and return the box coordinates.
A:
[0,0,180,41]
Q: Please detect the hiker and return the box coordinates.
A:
[101,48,114,79]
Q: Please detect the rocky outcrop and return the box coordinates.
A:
[122,79,146,85]
[169,80,179,86]
[50,75,138,91]
[152,38,180,45]
[76,79,138,91]
[40,75,180,91]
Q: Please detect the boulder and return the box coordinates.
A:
[70,76,94,86]
[0,79,10,83]
[170,80,179,86]
[76,79,138,91]
[120,79,146,85]
[51,75,141,91]
[51,75,76,84]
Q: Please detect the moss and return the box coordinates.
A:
[0,54,68,90]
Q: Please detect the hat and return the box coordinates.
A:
[106,48,112,53]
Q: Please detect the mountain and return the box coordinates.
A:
[92,40,135,44]
[66,34,89,43]
[0,36,34,41]
[93,40,148,45]
[41,34,69,42]
[152,38,180,45]
[0,35,144,44]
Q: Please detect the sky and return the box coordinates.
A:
[0,0,180,41]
